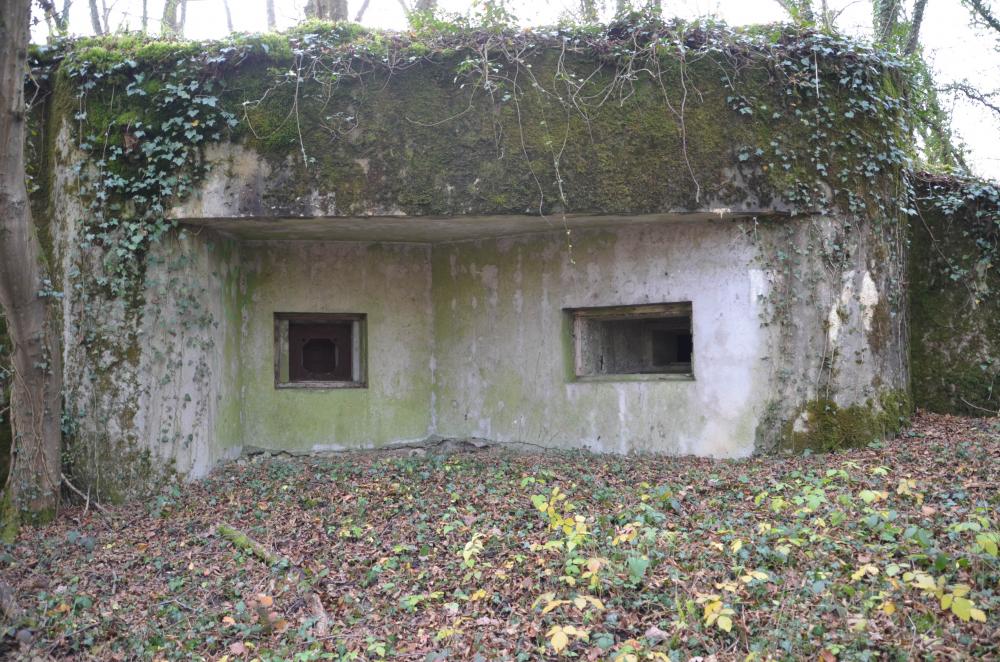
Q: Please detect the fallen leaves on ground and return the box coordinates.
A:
[1,412,998,660]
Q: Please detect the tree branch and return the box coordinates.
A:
[965,0,1000,34]
[943,81,1000,117]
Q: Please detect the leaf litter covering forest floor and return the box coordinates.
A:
[2,412,998,661]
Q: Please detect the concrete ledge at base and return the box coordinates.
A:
[571,373,695,383]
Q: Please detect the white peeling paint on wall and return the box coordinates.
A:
[859,270,879,332]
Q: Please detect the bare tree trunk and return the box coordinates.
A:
[37,0,72,35]
[88,0,105,34]
[414,0,436,12]
[904,0,929,54]
[874,0,899,44]
[59,0,72,32]
[305,0,348,20]
[0,0,63,535]
[142,0,148,31]
[580,0,599,22]
[101,0,112,33]
[162,0,182,35]
[222,0,234,32]
[266,0,276,29]
[179,0,188,34]
[354,0,371,21]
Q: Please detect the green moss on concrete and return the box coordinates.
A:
[34,19,913,224]
[909,193,1000,415]
[782,389,911,453]
[233,49,798,218]
[0,314,10,484]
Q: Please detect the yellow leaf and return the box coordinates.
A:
[573,596,586,610]
[970,608,986,623]
[548,626,569,653]
[257,593,274,608]
[851,564,878,582]
[542,599,566,614]
[717,580,739,593]
[717,615,733,632]
[951,596,973,622]
[435,627,459,641]
[731,539,743,554]
[584,595,605,610]
[881,601,896,616]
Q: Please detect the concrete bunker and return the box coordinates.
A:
[27,24,916,495]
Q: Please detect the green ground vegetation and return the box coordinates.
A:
[1,413,996,659]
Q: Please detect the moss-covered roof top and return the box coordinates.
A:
[26,18,918,287]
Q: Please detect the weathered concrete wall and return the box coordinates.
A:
[755,214,911,452]
[50,122,243,495]
[429,217,908,456]
[431,222,766,456]
[237,241,435,452]
[136,230,244,477]
[49,203,909,485]
[910,198,1000,415]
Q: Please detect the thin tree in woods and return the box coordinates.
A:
[305,0,348,21]
[89,0,105,34]
[222,0,234,32]
[0,0,64,537]
[37,0,71,35]
[162,0,183,35]
[773,0,928,51]
[392,0,437,22]
[266,0,276,29]
[772,0,968,167]
[580,0,599,22]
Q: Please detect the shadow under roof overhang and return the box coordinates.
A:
[179,210,792,243]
